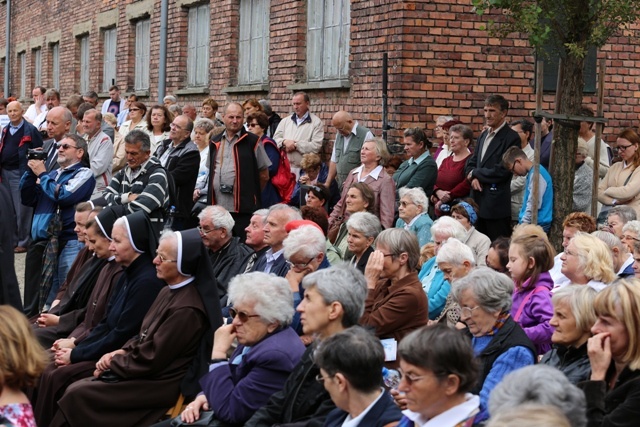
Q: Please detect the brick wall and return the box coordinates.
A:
[0,0,638,158]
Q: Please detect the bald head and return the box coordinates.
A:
[7,101,24,125]
[332,110,354,137]
[47,106,73,141]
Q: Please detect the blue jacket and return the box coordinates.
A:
[418,257,450,320]
[323,390,402,427]
[395,213,433,247]
[20,162,95,242]
[200,327,306,425]
[519,165,553,228]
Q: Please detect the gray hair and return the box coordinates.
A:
[302,264,368,327]
[198,205,235,234]
[453,267,514,313]
[436,238,476,266]
[124,129,151,152]
[268,204,302,222]
[375,228,420,271]
[258,99,273,116]
[158,230,178,257]
[346,212,381,239]
[398,187,429,213]
[283,225,326,259]
[437,115,454,124]
[163,95,177,103]
[228,272,294,326]
[609,206,637,224]
[252,208,269,223]
[487,404,571,427]
[592,230,626,252]
[551,285,597,334]
[168,104,183,116]
[622,220,640,236]
[489,365,587,427]
[364,137,390,164]
[194,118,215,134]
[431,216,466,240]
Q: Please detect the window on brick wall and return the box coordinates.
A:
[238,0,269,85]
[187,4,210,87]
[135,19,150,91]
[33,48,42,87]
[18,52,26,98]
[79,35,90,93]
[537,43,597,94]
[51,43,60,90]
[307,0,350,81]
[103,28,117,92]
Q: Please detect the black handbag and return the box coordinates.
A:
[169,411,227,426]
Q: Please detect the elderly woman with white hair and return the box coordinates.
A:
[430,238,476,326]
[418,215,467,319]
[395,186,433,247]
[283,223,331,334]
[346,212,382,273]
[452,267,536,424]
[560,232,616,291]
[621,220,640,252]
[173,272,306,427]
[540,285,596,384]
[489,365,587,427]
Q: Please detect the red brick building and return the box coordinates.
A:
[0,0,638,154]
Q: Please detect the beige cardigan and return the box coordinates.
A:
[598,161,640,217]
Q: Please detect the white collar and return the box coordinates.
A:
[618,253,634,276]
[407,212,426,228]
[341,389,385,427]
[402,394,479,427]
[168,276,195,290]
[266,247,285,262]
[352,164,383,181]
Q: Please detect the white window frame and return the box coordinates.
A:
[238,0,269,85]
[19,52,26,98]
[79,35,90,93]
[102,28,117,92]
[307,0,350,81]
[187,4,210,87]
[51,43,60,90]
[134,19,151,91]
[33,48,42,87]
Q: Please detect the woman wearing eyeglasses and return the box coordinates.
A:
[395,324,480,427]
[598,129,640,218]
[118,101,148,139]
[452,267,536,424]
[169,272,305,427]
[396,187,433,247]
[361,228,429,347]
[621,220,640,252]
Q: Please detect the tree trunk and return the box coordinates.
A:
[549,52,586,250]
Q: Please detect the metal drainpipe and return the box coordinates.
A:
[4,0,11,97]
[157,0,168,103]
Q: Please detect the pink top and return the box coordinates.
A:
[0,403,37,427]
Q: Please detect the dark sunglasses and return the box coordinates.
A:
[56,142,78,150]
[228,307,260,322]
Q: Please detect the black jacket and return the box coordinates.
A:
[323,389,402,427]
[465,124,521,219]
[245,345,335,427]
[579,364,640,427]
[541,343,591,385]
[208,237,253,306]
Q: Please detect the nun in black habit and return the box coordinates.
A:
[52,228,221,427]
[33,208,164,427]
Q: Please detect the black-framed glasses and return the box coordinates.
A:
[228,307,260,322]
[398,369,429,385]
[509,159,520,173]
[247,122,260,128]
[156,253,178,263]
[170,123,184,131]
[315,373,333,383]
[56,142,78,150]
[286,257,315,270]
[129,108,141,112]
[618,143,634,151]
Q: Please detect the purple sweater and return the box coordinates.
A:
[511,271,554,355]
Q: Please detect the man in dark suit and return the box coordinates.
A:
[251,204,301,277]
[465,95,521,241]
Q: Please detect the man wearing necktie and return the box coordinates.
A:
[0,101,43,252]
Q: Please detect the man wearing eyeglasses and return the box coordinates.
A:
[0,100,44,253]
[155,114,200,230]
[197,205,252,306]
[20,133,95,308]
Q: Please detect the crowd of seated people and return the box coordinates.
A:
[8,89,640,427]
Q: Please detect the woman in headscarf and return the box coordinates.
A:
[33,210,165,427]
[51,228,220,427]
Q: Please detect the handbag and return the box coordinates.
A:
[170,410,228,427]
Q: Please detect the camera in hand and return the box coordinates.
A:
[27,149,47,161]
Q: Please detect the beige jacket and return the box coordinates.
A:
[598,161,640,217]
